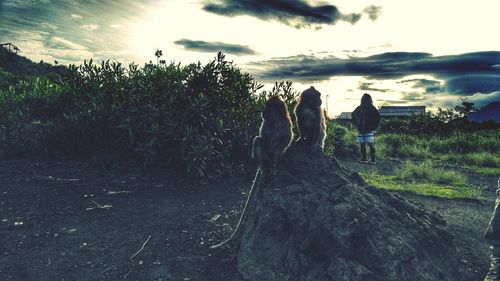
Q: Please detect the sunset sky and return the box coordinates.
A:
[1,0,499,116]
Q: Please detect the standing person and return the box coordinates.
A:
[351,93,380,164]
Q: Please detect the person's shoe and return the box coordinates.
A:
[358,159,367,164]
[369,160,376,165]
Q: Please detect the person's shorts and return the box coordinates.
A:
[357,132,375,144]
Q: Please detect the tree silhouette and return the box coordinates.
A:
[154,49,163,64]
[454,98,477,119]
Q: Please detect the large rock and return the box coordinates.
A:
[236,141,458,281]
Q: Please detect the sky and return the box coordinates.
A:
[0,0,499,116]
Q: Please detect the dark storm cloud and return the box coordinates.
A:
[401,78,444,94]
[444,74,500,94]
[249,51,500,95]
[202,0,379,28]
[174,39,257,55]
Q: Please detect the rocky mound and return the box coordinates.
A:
[235,141,459,281]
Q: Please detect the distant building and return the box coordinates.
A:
[0,43,21,54]
[337,112,352,120]
[334,105,426,124]
[334,112,354,126]
[379,106,425,117]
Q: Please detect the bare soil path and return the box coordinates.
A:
[0,159,497,280]
[341,157,499,281]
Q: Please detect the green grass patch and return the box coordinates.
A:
[376,131,499,176]
[463,166,500,176]
[394,161,469,186]
[360,162,481,199]
[438,152,500,176]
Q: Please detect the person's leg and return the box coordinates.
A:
[360,143,367,162]
[357,134,367,163]
[368,143,376,164]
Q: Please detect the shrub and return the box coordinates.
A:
[0,52,275,180]
[324,121,358,157]
[377,134,424,159]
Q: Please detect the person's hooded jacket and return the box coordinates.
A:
[351,104,380,134]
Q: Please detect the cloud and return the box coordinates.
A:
[174,39,257,55]
[363,5,382,21]
[438,91,500,110]
[50,49,94,62]
[202,0,379,28]
[401,92,425,101]
[1,0,36,8]
[80,24,99,31]
[462,91,500,108]
[40,22,58,30]
[0,0,149,64]
[401,78,444,94]
[379,99,412,106]
[444,74,500,94]
[71,14,82,20]
[358,81,389,92]
[49,36,87,50]
[248,51,500,95]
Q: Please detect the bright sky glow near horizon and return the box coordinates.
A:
[1,0,499,116]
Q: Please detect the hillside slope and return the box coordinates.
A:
[0,47,67,89]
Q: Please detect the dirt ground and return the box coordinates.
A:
[0,158,497,281]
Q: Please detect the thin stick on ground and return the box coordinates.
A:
[123,268,133,279]
[85,199,113,211]
[129,235,152,260]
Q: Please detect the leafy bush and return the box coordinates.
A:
[324,121,358,156]
[379,112,445,135]
[0,52,276,180]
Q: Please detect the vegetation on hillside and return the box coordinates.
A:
[0,47,67,90]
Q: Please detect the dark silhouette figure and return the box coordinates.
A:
[253,96,294,176]
[211,96,293,249]
[294,86,326,152]
[351,93,380,164]
[155,49,163,64]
